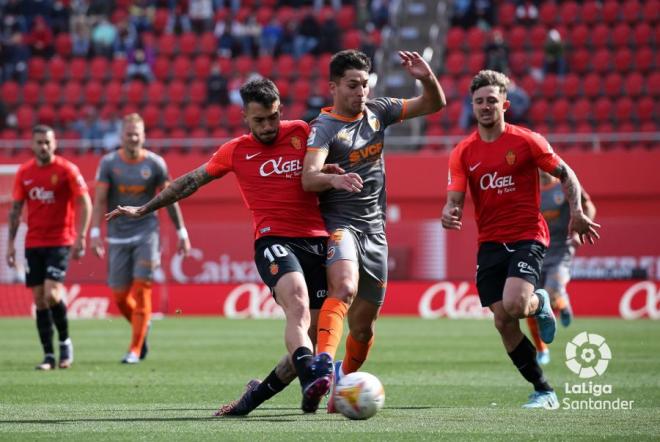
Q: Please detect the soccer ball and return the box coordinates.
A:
[334,371,385,420]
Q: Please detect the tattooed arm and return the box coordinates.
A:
[551,161,601,245]
[6,201,24,267]
[105,164,216,221]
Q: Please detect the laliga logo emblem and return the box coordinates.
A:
[565,332,612,379]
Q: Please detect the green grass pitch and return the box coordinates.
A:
[1,317,659,441]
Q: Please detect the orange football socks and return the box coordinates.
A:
[316,297,349,359]
[342,334,374,374]
[129,279,152,356]
[113,288,135,322]
[526,317,548,353]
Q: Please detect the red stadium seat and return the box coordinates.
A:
[104,81,123,106]
[342,30,361,49]
[624,72,644,97]
[256,54,275,77]
[275,78,290,99]
[519,75,538,98]
[297,54,316,79]
[572,99,591,122]
[438,76,457,100]
[554,123,572,134]
[235,55,254,76]
[167,80,187,104]
[146,81,166,104]
[540,74,559,99]
[570,49,590,74]
[337,6,356,31]
[162,105,182,129]
[292,81,311,104]
[559,1,579,27]
[179,32,198,56]
[62,81,82,105]
[69,58,87,82]
[635,47,654,73]
[22,82,40,105]
[37,105,57,126]
[189,80,207,104]
[110,57,129,81]
[199,32,217,55]
[152,56,170,81]
[539,2,558,27]
[183,104,203,129]
[507,26,526,51]
[529,25,547,50]
[226,105,243,128]
[648,72,660,98]
[445,28,465,51]
[89,57,109,82]
[28,58,47,82]
[528,101,549,125]
[255,6,274,26]
[16,106,35,130]
[58,104,77,126]
[171,56,192,80]
[622,0,641,23]
[444,52,465,76]
[632,23,652,48]
[441,101,462,126]
[580,1,600,26]
[152,8,169,34]
[193,55,212,79]
[49,56,67,82]
[157,34,177,57]
[603,73,623,98]
[590,24,609,49]
[642,0,659,23]
[84,81,104,106]
[497,2,515,27]
[126,81,146,106]
[569,24,589,49]
[276,55,296,79]
[467,53,485,74]
[205,105,223,128]
[211,127,230,141]
[466,27,486,51]
[141,105,160,127]
[613,49,634,73]
[601,0,620,25]
[611,24,631,48]
[560,74,580,99]
[592,97,612,121]
[1,81,20,106]
[613,97,634,123]
[591,49,611,74]
[637,97,654,122]
[551,98,571,124]
[287,103,307,120]
[54,33,72,58]
[582,74,602,98]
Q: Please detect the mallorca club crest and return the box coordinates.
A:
[51,173,59,185]
[269,263,279,275]
[290,136,302,150]
[505,150,516,166]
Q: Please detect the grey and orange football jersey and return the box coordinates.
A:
[540,181,571,249]
[95,150,169,239]
[307,98,406,233]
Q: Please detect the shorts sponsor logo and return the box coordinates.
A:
[505,150,516,166]
[28,186,55,204]
[517,261,538,277]
[479,172,515,191]
[562,332,634,410]
[327,247,336,259]
[269,263,279,275]
[259,157,302,177]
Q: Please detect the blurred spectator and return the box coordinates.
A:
[294,13,320,57]
[21,0,54,30]
[50,1,72,34]
[459,93,475,130]
[260,18,283,56]
[27,16,54,58]
[303,92,329,123]
[189,0,214,34]
[277,21,297,56]
[506,81,530,124]
[515,0,539,26]
[371,0,390,29]
[72,106,105,151]
[474,0,495,30]
[451,0,475,28]
[114,19,138,57]
[71,15,91,57]
[91,17,118,58]
[317,17,341,54]
[543,28,567,77]
[99,109,122,151]
[216,19,240,58]
[484,29,509,74]
[0,99,8,130]
[167,1,192,34]
[126,41,155,82]
[206,63,230,106]
[87,0,116,20]
[2,32,30,83]
[356,0,372,29]
[129,0,155,33]
[237,16,261,57]
[1,0,28,35]
[313,0,341,9]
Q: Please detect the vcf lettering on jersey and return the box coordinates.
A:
[259,157,302,177]
[349,142,383,165]
[28,186,55,203]
[479,172,516,193]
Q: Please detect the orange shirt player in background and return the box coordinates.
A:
[6,125,92,370]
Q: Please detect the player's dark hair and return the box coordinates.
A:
[32,124,54,136]
[240,78,280,107]
[329,50,371,82]
[470,70,510,95]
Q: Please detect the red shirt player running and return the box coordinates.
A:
[441,70,600,410]
[6,125,92,371]
[105,78,335,416]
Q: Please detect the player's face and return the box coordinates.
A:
[331,69,370,116]
[121,121,145,155]
[244,100,281,144]
[472,86,510,128]
[31,130,57,165]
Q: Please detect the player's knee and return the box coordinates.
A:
[329,279,357,303]
[502,296,526,318]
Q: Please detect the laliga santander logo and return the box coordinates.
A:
[223,283,284,319]
[619,281,660,319]
[418,282,491,319]
[565,332,612,379]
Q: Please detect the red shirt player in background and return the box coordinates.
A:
[441,70,600,409]
[106,78,339,416]
[6,125,92,370]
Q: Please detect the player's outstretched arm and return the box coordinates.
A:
[6,200,24,267]
[72,192,92,260]
[106,164,216,221]
[552,161,601,245]
[302,150,363,193]
[398,51,447,119]
[441,191,465,231]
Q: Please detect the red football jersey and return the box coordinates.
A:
[448,123,561,246]
[205,120,328,239]
[12,156,89,248]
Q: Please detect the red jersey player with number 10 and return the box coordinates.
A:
[105,78,335,416]
[441,70,600,410]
